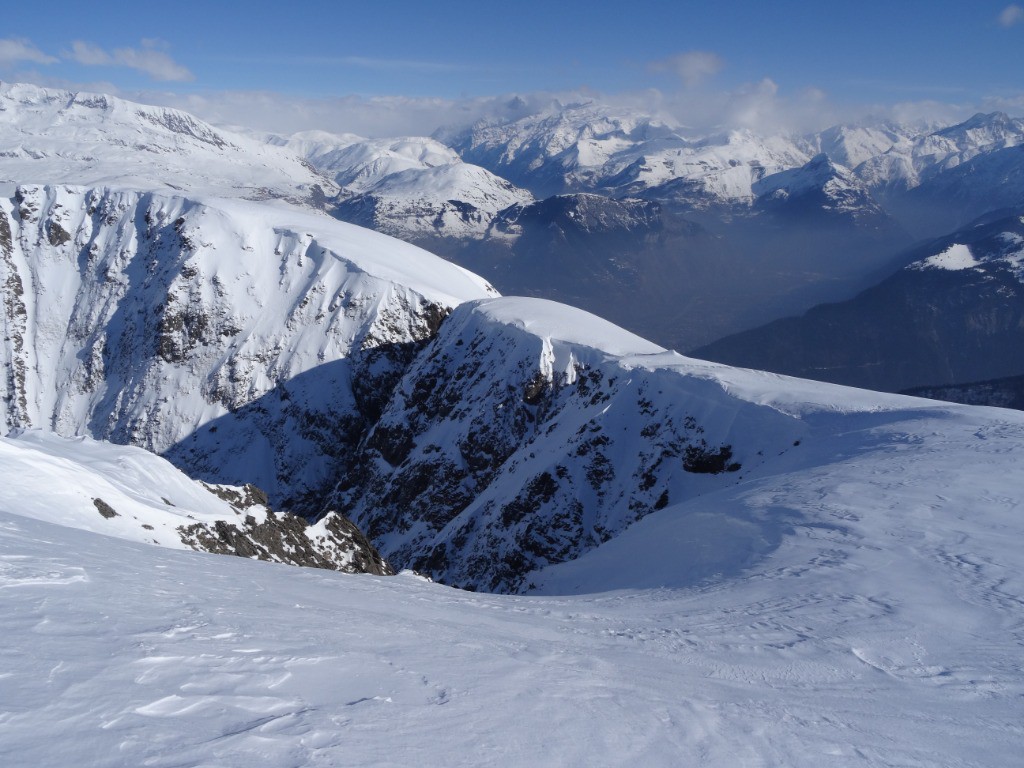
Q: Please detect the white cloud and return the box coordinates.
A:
[68,41,112,67]
[0,38,57,66]
[999,4,1024,27]
[66,39,193,82]
[885,99,972,129]
[649,51,724,87]
[133,89,474,137]
[5,69,994,141]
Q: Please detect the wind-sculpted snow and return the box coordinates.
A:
[335,296,1024,594]
[0,429,391,573]
[0,183,497,509]
[2,389,1023,765]
[337,297,816,592]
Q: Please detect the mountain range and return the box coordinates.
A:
[280,100,1023,355]
[2,81,1023,765]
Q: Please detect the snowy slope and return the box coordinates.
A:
[0,183,497,509]
[0,82,334,205]
[334,296,1019,593]
[2,383,1023,765]
[0,429,391,573]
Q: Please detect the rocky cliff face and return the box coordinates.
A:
[332,297,805,593]
[0,184,496,511]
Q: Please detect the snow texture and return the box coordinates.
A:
[3,385,1024,764]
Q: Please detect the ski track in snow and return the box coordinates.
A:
[2,406,1023,767]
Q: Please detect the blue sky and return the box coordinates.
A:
[2,1,1023,135]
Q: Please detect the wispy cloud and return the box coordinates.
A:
[0,38,57,66]
[648,51,724,87]
[66,39,193,82]
[999,4,1024,27]
[337,56,463,73]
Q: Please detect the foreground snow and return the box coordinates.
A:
[3,393,1023,765]
[0,429,391,573]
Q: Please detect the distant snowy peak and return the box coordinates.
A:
[322,139,534,240]
[443,102,1024,223]
[754,153,850,197]
[803,122,918,170]
[856,111,1024,195]
[753,153,889,223]
[368,162,530,207]
[446,103,819,208]
[0,429,392,574]
[289,135,463,193]
[930,111,1024,153]
[446,101,688,197]
[624,130,811,207]
[0,81,334,205]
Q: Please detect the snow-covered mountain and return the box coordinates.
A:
[276,134,461,194]
[799,120,922,170]
[443,101,811,208]
[334,162,534,241]
[3,83,1024,765]
[856,111,1024,192]
[0,82,334,206]
[0,182,496,510]
[752,153,894,228]
[4,80,1024,587]
[273,132,534,240]
[0,428,391,573]
[330,294,1024,593]
[443,103,1024,230]
[854,111,1024,234]
[4,318,1024,765]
